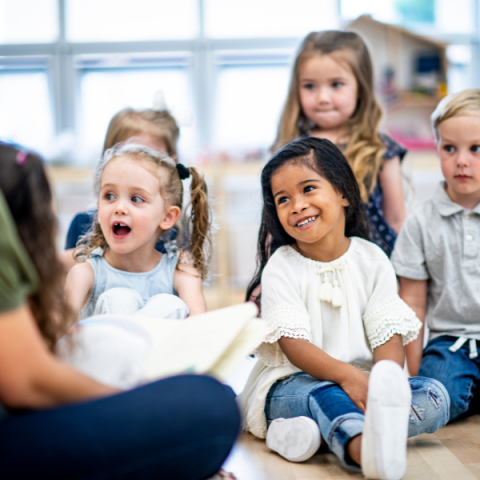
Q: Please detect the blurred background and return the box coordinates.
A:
[0,0,477,306]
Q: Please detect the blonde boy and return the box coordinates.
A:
[391,89,480,422]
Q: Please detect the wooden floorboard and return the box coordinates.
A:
[223,416,480,480]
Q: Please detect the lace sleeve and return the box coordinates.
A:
[254,305,311,367]
[363,296,421,350]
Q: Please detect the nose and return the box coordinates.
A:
[317,85,330,103]
[114,199,129,215]
[455,149,470,169]
[292,196,308,214]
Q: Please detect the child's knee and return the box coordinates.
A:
[409,377,450,433]
[95,287,144,316]
[136,293,189,319]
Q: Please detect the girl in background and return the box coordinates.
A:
[0,141,238,480]
[66,143,211,321]
[241,137,448,479]
[273,31,406,256]
[62,105,181,270]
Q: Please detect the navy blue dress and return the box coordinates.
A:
[64,210,179,254]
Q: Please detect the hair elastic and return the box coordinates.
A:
[176,163,190,180]
[16,151,27,165]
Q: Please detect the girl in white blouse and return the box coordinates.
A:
[239,137,449,480]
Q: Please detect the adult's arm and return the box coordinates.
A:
[398,277,427,376]
[0,304,118,408]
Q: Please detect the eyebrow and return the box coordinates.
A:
[273,179,320,199]
[101,183,151,195]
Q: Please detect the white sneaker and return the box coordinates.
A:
[361,360,412,480]
[266,416,321,463]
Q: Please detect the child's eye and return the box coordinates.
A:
[104,193,115,201]
[471,145,480,153]
[277,196,289,205]
[304,185,315,193]
[443,145,455,153]
[332,81,343,88]
[302,83,315,91]
[131,196,144,204]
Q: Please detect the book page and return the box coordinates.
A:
[131,302,260,381]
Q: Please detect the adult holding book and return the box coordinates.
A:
[0,141,240,479]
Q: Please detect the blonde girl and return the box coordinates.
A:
[62,106,181,270]
[65,143,211,321]
[273,30,406,256]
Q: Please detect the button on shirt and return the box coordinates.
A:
[391,182,480,341]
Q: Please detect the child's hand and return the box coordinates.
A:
[339,366,369,413]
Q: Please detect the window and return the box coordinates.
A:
[205,0,339,38]
[0,0,58,43]
[66,0,199,42]
[77,61,195,163]
[212,53,291,156]
[0,67,54,155]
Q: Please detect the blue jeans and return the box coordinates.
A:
[265,372,449,468]
[0,375,240,479]
[419,335,480,422]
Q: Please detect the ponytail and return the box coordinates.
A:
[183,167,212,279]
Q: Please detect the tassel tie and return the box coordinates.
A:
[317,263,344,308]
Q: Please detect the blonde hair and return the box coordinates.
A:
[432,89,480,143]
[273,30,386,201]
[103,108,180,157]
[75,143,212,279]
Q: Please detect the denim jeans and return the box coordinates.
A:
[419,335,480,422]
[265,372,450,468]
[0,375,240,480]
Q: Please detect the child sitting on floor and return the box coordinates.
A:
[65,142,211,321]
[392,89,480,422]
[239,137,449,480]
[61,102,181,271]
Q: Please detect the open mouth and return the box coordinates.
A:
[112,222,131,237]
[296,216,317,228]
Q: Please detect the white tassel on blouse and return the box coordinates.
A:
[318,264,344,308]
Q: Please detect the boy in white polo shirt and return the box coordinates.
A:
[391,89,480,422]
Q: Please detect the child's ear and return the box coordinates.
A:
[341,196,350,207]
[159,205,181,231]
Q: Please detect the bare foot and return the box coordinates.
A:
[347,434,362,466]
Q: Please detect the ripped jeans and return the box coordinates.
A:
[265,372,450,468]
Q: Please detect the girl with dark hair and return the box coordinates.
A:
[0,141,239,479]
[239,137,448,480]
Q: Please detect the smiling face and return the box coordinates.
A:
[298,53,358,140]
[271,159,350,260]
[437,115,480,209]
[98,155,179,256]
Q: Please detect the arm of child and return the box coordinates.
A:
[64,262,95,321]
[174,264,207,317]
[59,248,76,273]
[372,334,405,367]
[398,277,427,376]
[379,156,406,233]
[279,337,370,412]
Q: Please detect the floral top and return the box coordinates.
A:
[238,237,421,439]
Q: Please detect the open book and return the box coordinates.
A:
[58,303,265,388]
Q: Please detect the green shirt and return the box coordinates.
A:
[0,191,38,312]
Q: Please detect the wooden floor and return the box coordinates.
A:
[223,415,480,480]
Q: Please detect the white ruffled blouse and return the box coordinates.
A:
[238,237,421,439]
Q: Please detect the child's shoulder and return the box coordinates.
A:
[350,237,392,268]
[378,132,407,161]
